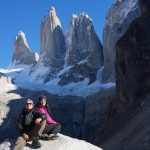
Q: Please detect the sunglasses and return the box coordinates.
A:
[26,103,33,105]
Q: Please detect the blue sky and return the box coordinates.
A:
[0,0,113,68]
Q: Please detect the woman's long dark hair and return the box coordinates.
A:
[37,95,51,114]
[45,101,50,114]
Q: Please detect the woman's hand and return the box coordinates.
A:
[35,118,42,124]
[22,133,29,140]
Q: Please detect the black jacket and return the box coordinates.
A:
[16,108,47,134]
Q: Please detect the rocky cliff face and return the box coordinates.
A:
[97,1,150,149]
[115,0,150,114]
[58,13,103,86]
[82,87,115,144]
[66,13,103,67]
[40,7,66,69]
[11,31,39,66]
[101,0,141,83]
[139,0,150,15]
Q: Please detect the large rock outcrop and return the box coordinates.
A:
[0,134,101,150]
[40,7,66,69]
[58,13,103,86]
[101,0,141,82]
[115,0,150,114]
[97,1,150,149]
[11,31,39,66]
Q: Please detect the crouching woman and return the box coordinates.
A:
[36,95,61,140]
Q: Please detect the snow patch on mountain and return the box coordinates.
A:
[0,69,19,92]
[16,31,29,48]
[105,0,139,26]
[0,67,115,97]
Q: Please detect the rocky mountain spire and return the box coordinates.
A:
[58,13,103,86]
[65,13,103,68]
[40,6,66,69]
[11,31,39,66]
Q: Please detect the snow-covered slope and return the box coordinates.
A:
[0,134,102,150]
[0,68,115,98]
[0,71,17,92]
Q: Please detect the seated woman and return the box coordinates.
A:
[14,99,47,150]
[36,95,61,140]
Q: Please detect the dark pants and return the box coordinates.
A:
[13,120,46,150]
[43,123,61,135]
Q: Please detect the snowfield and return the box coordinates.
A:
[0,66,115,97]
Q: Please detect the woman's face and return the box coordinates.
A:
[40,99,46,107]
[25,100,34,110]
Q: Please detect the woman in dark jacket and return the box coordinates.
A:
[14,99,47,150]
[36,95,61,140]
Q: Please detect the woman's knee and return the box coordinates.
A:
[36,120,46,128]
[56,123,61,132]
[41,120,46,126]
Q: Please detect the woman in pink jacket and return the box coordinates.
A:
[36,95,61,140]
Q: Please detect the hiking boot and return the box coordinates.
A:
[47,134,59,140]
[32,137,41,148]
[40,134,49,140]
